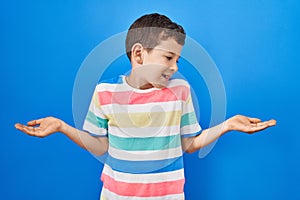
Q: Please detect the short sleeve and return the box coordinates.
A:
[82,85,108,137]
[180,85,202,138]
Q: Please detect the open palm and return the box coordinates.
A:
[227,115,276,134]
[15,117,62,138]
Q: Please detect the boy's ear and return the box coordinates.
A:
[131,43,144,65]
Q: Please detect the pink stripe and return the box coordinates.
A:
[101,173,185,197]
[98,85,189,106]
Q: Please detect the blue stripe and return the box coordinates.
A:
[105,154,184,174]
[181,112,197,128]
[108,133,181,151]
[181,130,202,138]
[86,111,108,129]
[88,131,108,137]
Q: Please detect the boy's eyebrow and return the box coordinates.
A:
[166,51,181,59]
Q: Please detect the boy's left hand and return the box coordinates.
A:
[225,115,276,134]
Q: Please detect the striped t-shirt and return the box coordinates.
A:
[83,75,202,200]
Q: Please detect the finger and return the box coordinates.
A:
[15,123,31,131]
[15,124,37,136]
[15,123,24,130]
[249,120,276,133]
[249,123,269,133]
[256,120,276,127]
[249,117,262,123]
[27,119,42,126]
[267,119,277,126]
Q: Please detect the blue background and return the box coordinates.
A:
[1,0,299,199]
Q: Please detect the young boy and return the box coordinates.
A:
[15,13,276,200]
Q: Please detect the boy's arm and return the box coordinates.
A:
[15,117,108,156]
[182,115,276,153]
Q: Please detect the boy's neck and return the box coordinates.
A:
[125,75,154,90]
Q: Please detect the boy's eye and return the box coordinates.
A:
[166,56,173,60]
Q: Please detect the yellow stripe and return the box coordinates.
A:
[106,111,181,128]
[186,95,191,104]
[100,191,108,200]
[92,91,101,109]
[100,195,107,200]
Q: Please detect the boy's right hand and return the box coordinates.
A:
[15,117,63,138]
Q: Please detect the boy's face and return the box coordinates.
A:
[132,38,183,89]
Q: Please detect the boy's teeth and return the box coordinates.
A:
[162,74,169,79]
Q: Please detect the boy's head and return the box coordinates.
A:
[125,13,186,89]
[125,13,186,61]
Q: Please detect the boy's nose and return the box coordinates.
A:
[169,63,178,72]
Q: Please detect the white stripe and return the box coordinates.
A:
[96,82,128,93]
[180,123,202,136]
[83,120,107,136]
[182,100,196,115]
[102,165,184,183]
[108,125,180,138]
[100,101,182,115]
[101,187,184,200]
[96,76,189,93]
[89,104,106,118]
[102,164,184,183]
[168,79,189,87]
[108,146,183,161]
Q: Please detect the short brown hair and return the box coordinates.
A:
[125,13,186,60]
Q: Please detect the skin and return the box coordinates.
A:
[15,38,277,155]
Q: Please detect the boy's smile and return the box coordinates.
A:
[126,38,183,90]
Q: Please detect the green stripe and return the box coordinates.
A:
[181,112,197,128]
[86,111,108,129]
[109,134,181,151]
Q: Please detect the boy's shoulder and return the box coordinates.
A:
[94,75,124,91]
[168,78,191,89]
